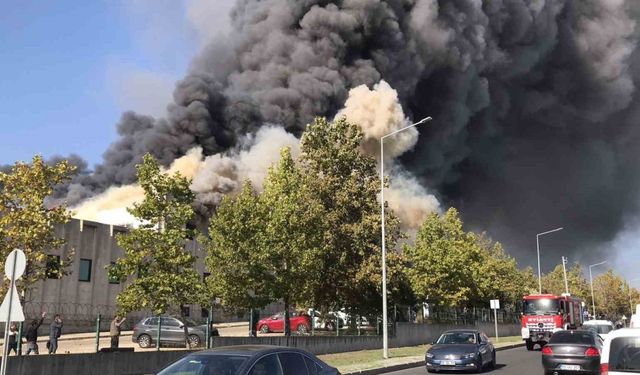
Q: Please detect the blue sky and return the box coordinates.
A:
[0,0,225,167]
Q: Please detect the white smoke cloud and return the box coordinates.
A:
[336,80,441,229]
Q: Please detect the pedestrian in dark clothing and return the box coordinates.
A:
[25,312,46,355]
[48,314,63,354]
[109,316,126,349]
[7,323,18,355]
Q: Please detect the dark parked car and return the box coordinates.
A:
[156,345,340,375]
[132,316,219,348]
[425,329,496,373]
[542,330,603,375]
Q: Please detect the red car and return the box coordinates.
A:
[257,312,311,334]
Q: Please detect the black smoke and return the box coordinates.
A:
[59,0,640,269]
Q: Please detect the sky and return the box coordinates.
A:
[0,0,231,167]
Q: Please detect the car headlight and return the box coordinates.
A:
[426,352,434,358]
[462,353,477,359]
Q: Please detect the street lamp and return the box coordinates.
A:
[380,116,431,359]
[536,227,563,293]
[589,261,607,317]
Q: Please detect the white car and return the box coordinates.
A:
[631,304,640,328]
[600,328,640,374]
[583,319,616,340]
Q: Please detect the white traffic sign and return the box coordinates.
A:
[4,248,26,281]
[0,249,26,375]
[490,299,500,309]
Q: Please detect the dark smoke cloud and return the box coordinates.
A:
[60,0,640,269]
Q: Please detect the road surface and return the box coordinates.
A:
[384,347,543,375]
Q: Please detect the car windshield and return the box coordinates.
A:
[436,332,476,344]
[549,331,594,345]
[584,324,613,335]
[609,336,640,371]
[157,354,248,375]
[523,298,560,315]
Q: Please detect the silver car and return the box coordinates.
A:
[132,316,219,348]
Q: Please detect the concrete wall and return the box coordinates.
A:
[3,350,189,375]
[391,322,521,347]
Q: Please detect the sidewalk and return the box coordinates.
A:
[0,321,249,344]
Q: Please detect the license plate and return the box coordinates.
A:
[559,364,581,371]
[440,360,456,366]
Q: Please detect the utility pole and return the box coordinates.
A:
[562,256,569,294]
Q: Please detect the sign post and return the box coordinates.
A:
[0,249,26,375]
[490,299,500,343]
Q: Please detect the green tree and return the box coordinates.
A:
[541,263,590,302]
[111,154,203,347]
[475,235,534,307]
[257,147,326,335]
[204,181,271,312]
[0,155,75,296]
[592,270,630,320]
[205,148,325,336]
[404,208,483,307]
[299,117,407,317]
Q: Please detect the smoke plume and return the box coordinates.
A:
[61,0,640,271]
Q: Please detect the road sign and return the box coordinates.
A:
[490,299,500,309]
[0,249,26,375]
[490,299,500,343]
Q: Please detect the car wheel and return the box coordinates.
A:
[137,334,152,348]
[259,324,270,334]
[489,351,496,368]
[427,369,437,373]
[525,340,534,351]
[296,324,308,334]
[188,334,201,347]
[475,357,483,373]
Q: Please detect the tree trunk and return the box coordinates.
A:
[284,299,291,337]
[180,310,191,349]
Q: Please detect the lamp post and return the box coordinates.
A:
[589,261,607,317]
[381,116,431,359]
[536,227,563,293]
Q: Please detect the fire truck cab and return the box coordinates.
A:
[521,293,583,350]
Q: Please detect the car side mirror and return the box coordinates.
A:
[179,324,184,328]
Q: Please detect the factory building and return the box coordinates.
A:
[23,218,256,332]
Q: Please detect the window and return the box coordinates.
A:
[248,354,283,375]
[145,318,159,326]
[108,262,120,284]
[181,305,190,317]
[79,259,92,282]
[278,353,308,375]
[303,356,323,375]
[161,318,180,327]
[609,337,640,371]
[201,308,210,319]
[46,255,61,279]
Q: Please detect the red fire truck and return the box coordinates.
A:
[521,293,584,350]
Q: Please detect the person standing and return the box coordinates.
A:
[7,323,18,355]
[25,312,46,355]
[48,314,63,354]
[109,315,126,349]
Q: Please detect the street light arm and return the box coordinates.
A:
[537,227,564,237]
[381,117,432,140]
[589,261,607,269]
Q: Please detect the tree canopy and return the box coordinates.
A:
[0,155,75,296]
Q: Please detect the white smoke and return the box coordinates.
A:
[75,80,439,230]
[336,80,441,229]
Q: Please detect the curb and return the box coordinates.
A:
[344,343,525,375]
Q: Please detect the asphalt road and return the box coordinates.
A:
[384,347,544,375]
